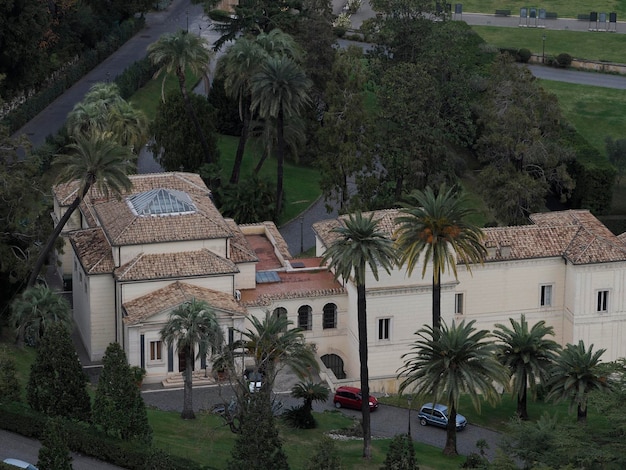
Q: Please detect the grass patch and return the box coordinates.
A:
[216,135,321,225]
[378,393,610,434]
[472,26,626,64]
[148,407,464,469]
[538,80,626,155]
[459,1,626,19]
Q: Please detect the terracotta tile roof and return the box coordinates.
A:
[55,173,233,246]
[69,228,115,274]
[224,219,258,264]
[313,209,400,248]
[314,209,626,266]
[123,281,247,325]
[114,249,239,281]
[240,266,344,307]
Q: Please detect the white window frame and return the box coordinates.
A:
[596,290,609,313]
[149,340,163,362]
[540,284,553,307]
[378,318,391,341]
[454,293,464,315]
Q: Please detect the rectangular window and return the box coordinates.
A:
[378,318,390,340]
[540,285,552,307]
[150,340,163,361]
[454,293,464,314]
[597,290,609,312]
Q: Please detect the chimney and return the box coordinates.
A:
[485,240,497,258]
[499,241,512,258]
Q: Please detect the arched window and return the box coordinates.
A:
[272,307,287,321]
[297,305,312,330]
[323,303,337,329]
[321,353,346,379]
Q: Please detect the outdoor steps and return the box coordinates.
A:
[161,370,219,388]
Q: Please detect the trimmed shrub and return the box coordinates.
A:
[555,53,573,68]
[517,48,531,63]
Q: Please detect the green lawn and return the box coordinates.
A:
[148,407,465,470]
[458,0,626,19]
[472,26,626,63]
[378,392,610,434]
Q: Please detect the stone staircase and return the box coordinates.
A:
[161,370,220,388]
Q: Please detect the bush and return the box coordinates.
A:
[555,53,573,68]
[283,405,317,429]
[517,48,531,63]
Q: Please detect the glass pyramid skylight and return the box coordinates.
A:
[128,188,196,216]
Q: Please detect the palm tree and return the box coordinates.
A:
[217,29,300,185]
[291,380,329,417]
[546,340,610,423]
[10,285,72,347]
[321,212,396,459]
[250,55,311,218]
[147,30,215,165]
[241,313,318,392]
[66,83,148,153]
[493,315,561,420]
[398,320,509,456]
[160,298,224,419]
[27,131,133,287]
[394,184,486,329]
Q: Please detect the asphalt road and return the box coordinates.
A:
[141,382,504,460]
[0,429,123,470]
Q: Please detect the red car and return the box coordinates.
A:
[333,386,379,411]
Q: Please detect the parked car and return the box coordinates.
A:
[3,459,38,470]
[417,403,467,431]
[333,386,379,411]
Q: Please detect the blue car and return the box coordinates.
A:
[417,403,467,431]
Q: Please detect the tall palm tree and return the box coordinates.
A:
[160,298,224,420]
[10,285,72,347]
[321,212,396,459]
[148,30,215,165]
[250,55,311,218]
[217,29,301,185]
[27,131,133,287]
[66,83,148,153]
[546,340,610,423]
[398,320,509,456]
[493,315,561,420]
[394,184,486,329]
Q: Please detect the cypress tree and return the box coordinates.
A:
[381,434,419,470]
[93,342,152,443]
[26,323,91,421]
[227,392,289,470]
[0,345,21,403]
[37,418,73,470]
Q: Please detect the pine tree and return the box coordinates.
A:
[26,323,91,421]
[227,392,289,470]
[37,418,73,470]
[93,342,152,443]
[380,434,419,470]
[0,345,21,403]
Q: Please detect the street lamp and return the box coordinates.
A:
[542,33,546,64]
[407,395,413,437]
[186,9,189,32]
[300,216,304,254]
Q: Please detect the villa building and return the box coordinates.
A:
[52,172,626,391]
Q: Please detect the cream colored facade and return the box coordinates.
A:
[55,173,626,391]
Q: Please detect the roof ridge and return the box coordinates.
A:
[117,253,145,278]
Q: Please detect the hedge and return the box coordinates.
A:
[3,17,145,134]
[0,402,214,470]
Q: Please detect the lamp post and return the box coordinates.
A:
[407,395,413,437]
[186,9,189,32]
[542,33,546,64]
